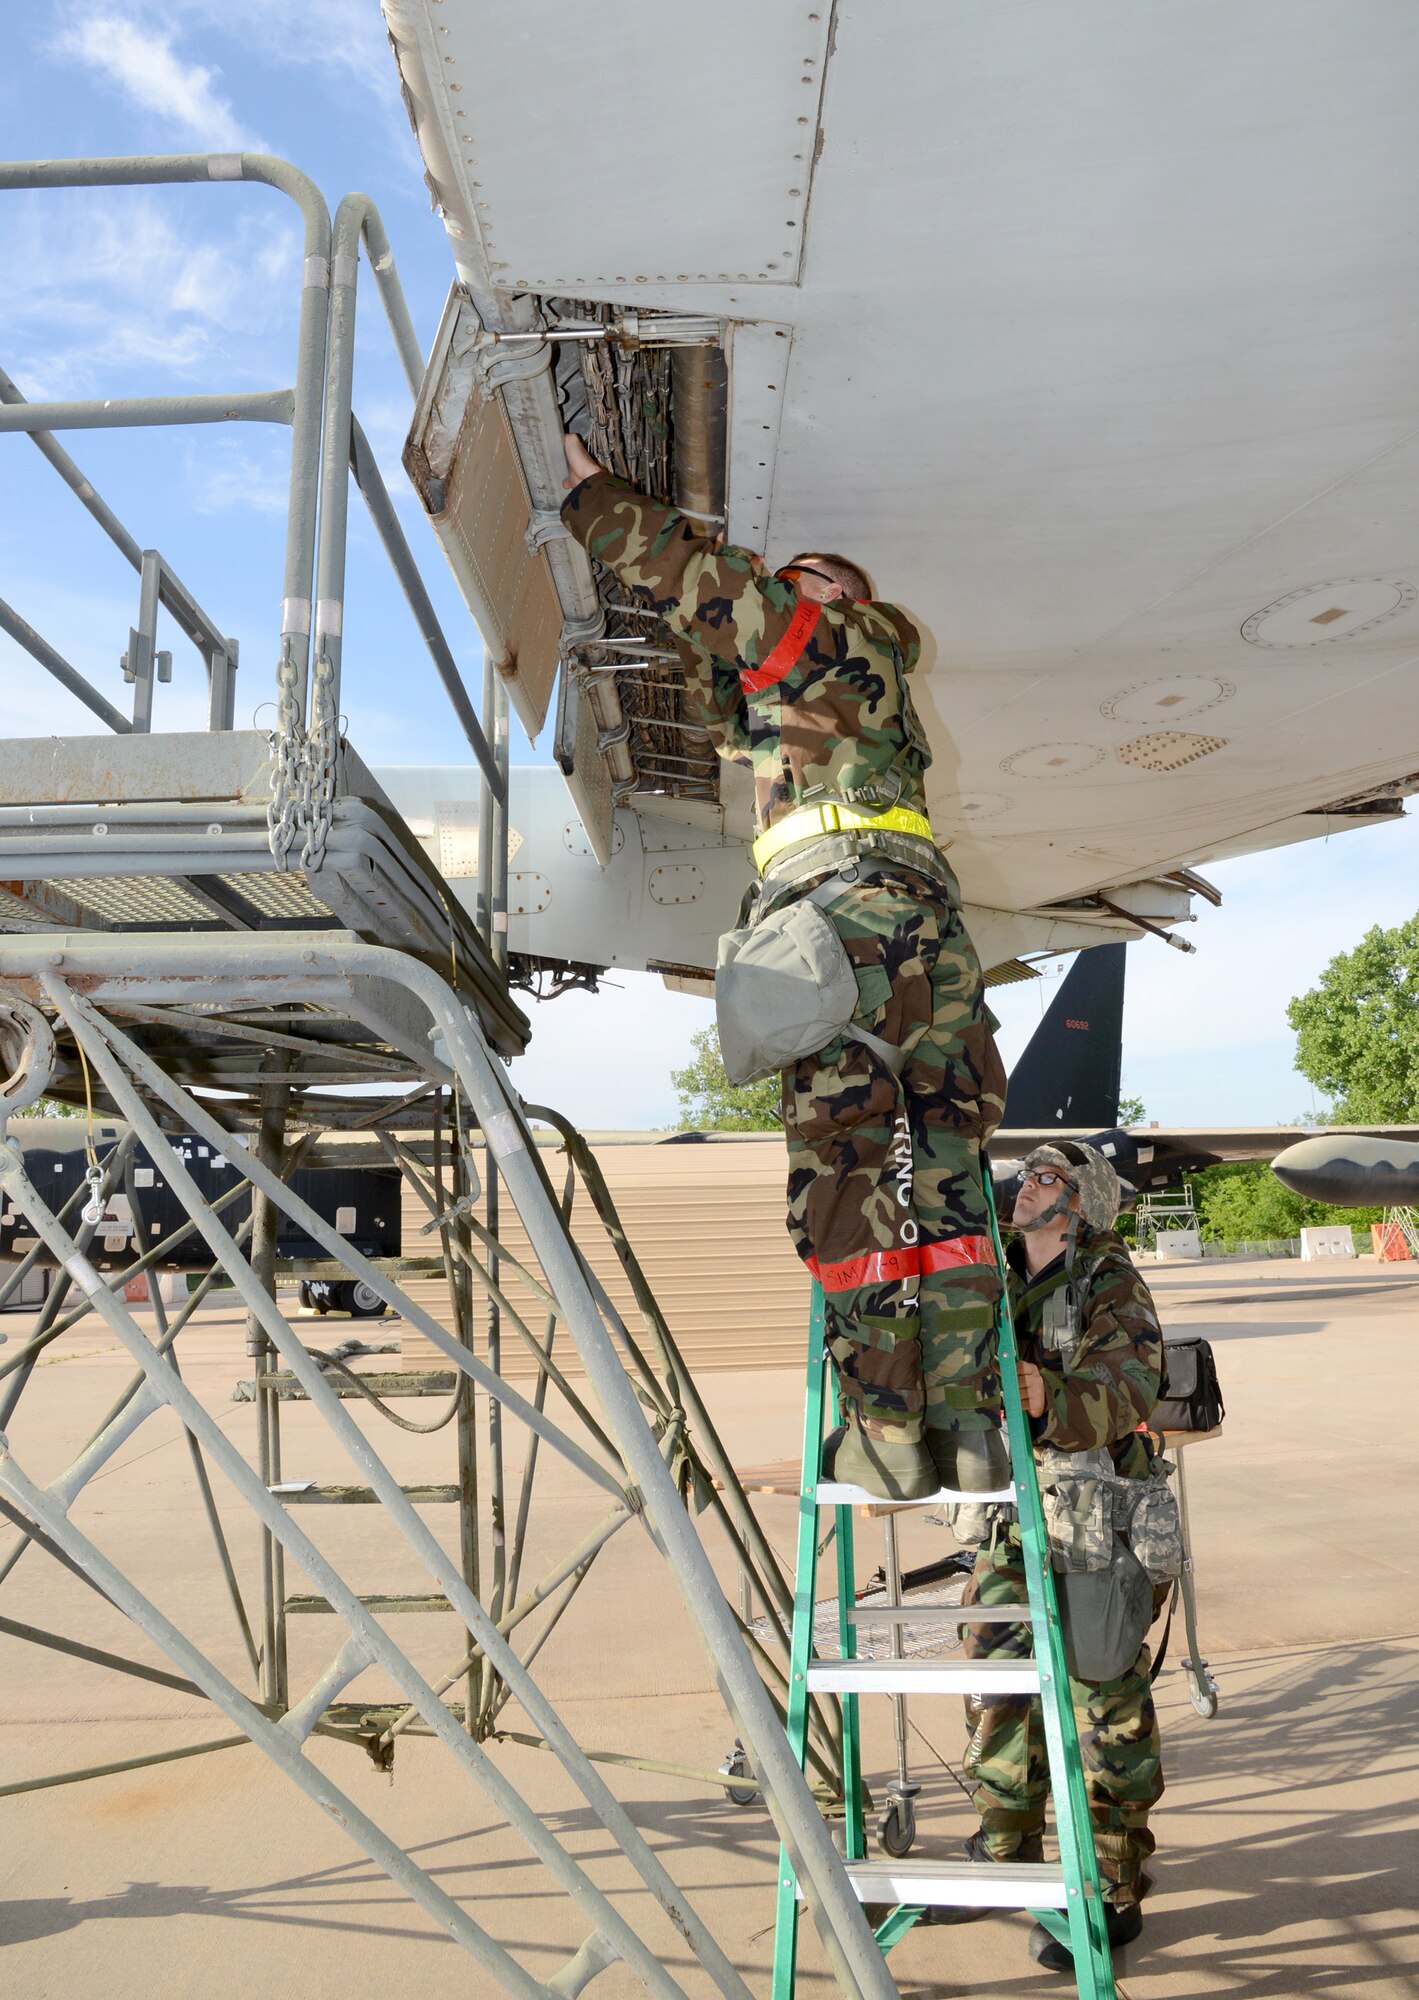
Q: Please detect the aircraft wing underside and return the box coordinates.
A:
[382,0,1419,983]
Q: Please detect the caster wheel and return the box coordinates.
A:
[719,1742,757,1807]
[345,1279,386,1318]
[1187,1673,1219,1719]
[876,1798,916,1858]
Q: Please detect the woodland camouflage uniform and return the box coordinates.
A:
[561,471,1006,1474]
[962,1228,1166,1905]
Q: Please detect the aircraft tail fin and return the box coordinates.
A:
[1001,943,1126,1131]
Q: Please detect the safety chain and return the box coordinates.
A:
[266,636,307,870]
[298,642,341,872]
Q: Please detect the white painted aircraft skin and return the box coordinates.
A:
[382,0,1419,970]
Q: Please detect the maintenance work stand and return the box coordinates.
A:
[0,151,919,2000]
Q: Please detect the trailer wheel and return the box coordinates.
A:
[343,1280,387,1319]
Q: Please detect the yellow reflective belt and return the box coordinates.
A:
[751,803,935,874]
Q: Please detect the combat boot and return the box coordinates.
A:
[927,1424,1010,1496]
[821,1422,938,1501]
[1028,1901,1142,1971]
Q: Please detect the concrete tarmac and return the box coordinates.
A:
[2,1255,1417,1997]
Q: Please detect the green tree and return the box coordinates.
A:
[671,1026,782,1132]
[12,1097,82,1119]
[1287,916,1419,1121]
[1118,1092,1146,1126]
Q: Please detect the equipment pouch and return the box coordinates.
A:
[1040,1477,1113,1573]
[714,881,904,1087]
[1114,1457,1184,1583]
[1037,1445,1114,1573]
[943,1499,1015,1548]
[1055,1540,1153,1682]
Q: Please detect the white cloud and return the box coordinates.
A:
[188,435,291,517]
[0,191,297,399]
[54,11,259,149]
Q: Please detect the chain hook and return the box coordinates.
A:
[81,1163,107,1227]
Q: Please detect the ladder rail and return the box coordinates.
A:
[983,1173,1116,1995]
[770,1173,1120,1998]
[771,1286,831,2000]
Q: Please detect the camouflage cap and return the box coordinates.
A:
[1023,1141,1122,1235]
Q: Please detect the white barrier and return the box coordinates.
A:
[1299,1225,1357,1261]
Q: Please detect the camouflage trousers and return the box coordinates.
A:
[961,1525,1165,1905]
[782,876,1007,1441]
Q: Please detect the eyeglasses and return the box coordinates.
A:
[1023,1169,1074,1189]
[775,562,838,589]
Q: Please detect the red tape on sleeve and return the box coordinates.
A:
[738,601,821,693]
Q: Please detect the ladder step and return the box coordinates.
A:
[802,1859,1070,1911]
[806,1658,1040,1695]
[270,1482,460,1505]
[284,1593,452,1616]
[815,1479,1014,1507]
[850,1603,1034,1626]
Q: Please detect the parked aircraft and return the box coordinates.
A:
[375,2,1419,1004]
[996,945,1419,1205]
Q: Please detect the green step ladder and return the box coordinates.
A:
[770,1181,1117,1998]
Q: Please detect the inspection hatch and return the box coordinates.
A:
[1241,578,1417,648]
[999,744,1104,780]
[946,791,1012,821]
[649,863,703,905]
[1116,731,1228,772]
[509,870,551,915]
[563,819,625,858]
[1101,675,1235,722]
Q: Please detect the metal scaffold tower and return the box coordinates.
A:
[0,154,900,2000]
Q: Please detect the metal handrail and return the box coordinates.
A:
[0,155,502,815]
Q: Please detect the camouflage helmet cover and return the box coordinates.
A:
[1022,1141,1122,1235]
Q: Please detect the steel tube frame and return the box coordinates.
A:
[0,391,293,433]
[0,595,132,733]
[0,1130,134,1429]
[27,983,758,2000]
[0,155,330,745]
[0,929,895,1998]
[0,1137,735,2000]
[0,363,232,666]
[0,1454,580,2000]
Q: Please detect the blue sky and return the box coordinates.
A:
[3,4,1416,1131]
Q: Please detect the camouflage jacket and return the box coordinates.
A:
[1006,1231,1162,1477]
[561,471,931,833]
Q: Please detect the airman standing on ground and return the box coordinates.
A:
[951,1140,1167,1970]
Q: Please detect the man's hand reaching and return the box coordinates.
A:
[563,431,602,490]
